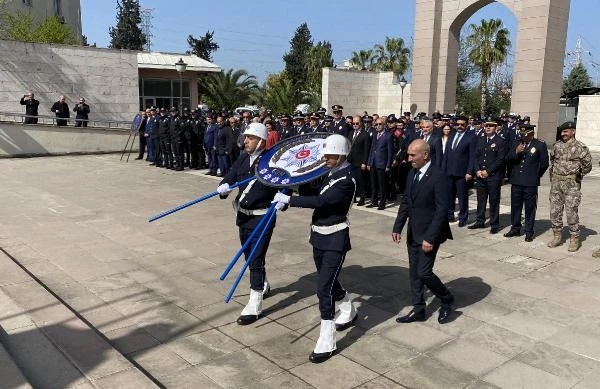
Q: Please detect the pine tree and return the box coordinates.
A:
[186,31,219,61]
[283,23,313,100]
[562,64,593,95]
[108,0,146,50]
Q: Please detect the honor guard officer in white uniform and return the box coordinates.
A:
[217,123,278,325]
[273,134,358,364]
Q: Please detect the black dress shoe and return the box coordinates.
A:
[377,205,386,210]
[504,229,521,238]
[525,234,534,242]
[365,203,376,208]
[335,315,357,331]
[236,314,259,325]
[396,309,426,323]
[490,227,499,234]
[438,305,452,324]
[356,199,365,206]
[467,223,485,229]
[309,350,334,363]
[458,221,466,227]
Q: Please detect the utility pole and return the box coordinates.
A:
[140,7,154,52]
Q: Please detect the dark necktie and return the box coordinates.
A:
[411,170,420,196]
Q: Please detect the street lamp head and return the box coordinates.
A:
[399,75,408,89]
[175,58,188,73]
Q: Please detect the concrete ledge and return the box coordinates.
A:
[0,122,135,157]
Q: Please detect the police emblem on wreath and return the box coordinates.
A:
[530,147,536,154]
[131,113,143,134]
[256,132,330,187]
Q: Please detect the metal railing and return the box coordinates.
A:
[0,111,134,130]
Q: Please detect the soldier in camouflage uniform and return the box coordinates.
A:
[547,121,592,251]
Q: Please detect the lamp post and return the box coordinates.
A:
[175,58,188,110]
[398,75,407,116]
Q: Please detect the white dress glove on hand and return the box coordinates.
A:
[272,192,290,204]
[217,183,232,194]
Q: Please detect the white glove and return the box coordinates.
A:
[272,192,290,204]
[216,183,232,194]
[274,201,286,211]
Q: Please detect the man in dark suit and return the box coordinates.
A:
[367,117,394,210]
[392,139,454,324]
[504,124,549,241]
[347,115,371,205]
[442,116,476,227]
[468,118,507,233]
[279,114,296,140]
[418,119,443,168]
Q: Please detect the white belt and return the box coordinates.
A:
[311,222,349,235]
[238,207,268,216]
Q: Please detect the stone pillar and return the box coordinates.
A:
[510,0,570,143]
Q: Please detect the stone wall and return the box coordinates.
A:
[322,68,412,117]
[0,122,133,157]
[574,95,600,151]
[0,40,139,122]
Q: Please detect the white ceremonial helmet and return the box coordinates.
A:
[322,134,350,156]
[244,122,268,140]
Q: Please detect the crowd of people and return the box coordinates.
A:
[19,91,91,126]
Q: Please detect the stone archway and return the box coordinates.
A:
[411,0,570,142]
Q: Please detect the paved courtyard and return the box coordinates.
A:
[0,153,600,388]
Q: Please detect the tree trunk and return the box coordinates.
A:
[480,74,488,116]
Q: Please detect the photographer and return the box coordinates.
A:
[19,92,40,124]
[50,95,70,126]
[73,97,90,127]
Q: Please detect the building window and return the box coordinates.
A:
[139,78,190,111]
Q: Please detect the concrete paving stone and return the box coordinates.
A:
[422,312,485,338]
[159,366,222,388]
[513,299,585,326]
[353,301,399,334]
[463,381,502,389]
[188,300,244,328]
[432,338,510,376]
[1,324,91,389]
[545,326,600,361]
[219,319,293,347]
[105,325,161,355]
[92,368,158,389]
[0,339,33,389]
[251,331,319,370]
[267,299,320,330]
[243,371,314,389]
[381,322,453,352]
[196,347,283,389]
[493,310,563,340]
[552,255,600,273]
[290,355,378,389]
[483,360,577,389]
[541,288,600,315]
[353,376,407,388]
[516,342,600,382]
[166,328,244,365]
[462,323,537,358]
[340,332,419,374]
[41,319,132,380]
[537,262,593,281]
[133,310,209,343]
[384,354,476,389]
[130,344,192,379]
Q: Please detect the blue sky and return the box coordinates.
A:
[81,0,599,84]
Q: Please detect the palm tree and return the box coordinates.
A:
[465,18,511,115]
[372,37,411,74]
[199,69,258,110]
[349,49,375,70]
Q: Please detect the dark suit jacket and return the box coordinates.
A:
[442,131,476,176]
[331,120,352,139]
[347,129,371,168]
[367,130,394,169]
[424,134,443,168]
[393,164,453,245]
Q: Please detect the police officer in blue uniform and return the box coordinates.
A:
[279,114,296,140]
[504,124,549,241]
[169,107,185,171]
[468,117,507,233]
[158,108,173,169]
[330,105,352,138]
[217,123,278,325]
[273,134,358,364]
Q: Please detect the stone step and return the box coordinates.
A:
[0,338,32,389]
[0,251,158,389]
